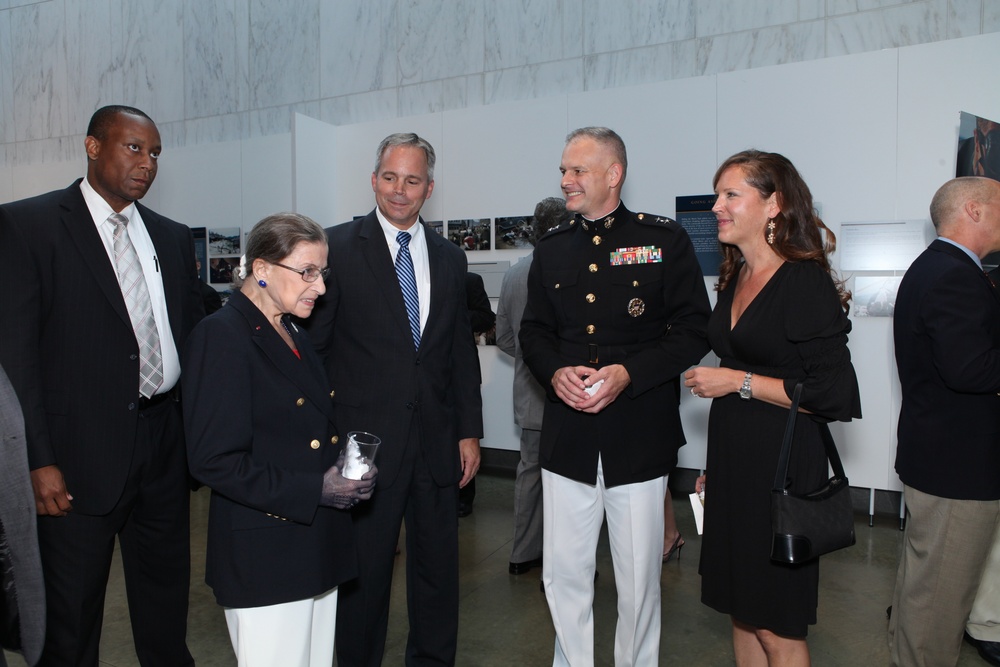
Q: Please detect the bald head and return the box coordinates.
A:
[930,177,1000,257]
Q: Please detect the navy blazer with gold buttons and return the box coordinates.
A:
[183,289,357,608]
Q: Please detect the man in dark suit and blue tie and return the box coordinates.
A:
[889,176,1000,666]
[307,132,483,667]
[0,105,202,666]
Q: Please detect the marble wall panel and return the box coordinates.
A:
[12,135,82,168]
[11,1,69,141]
[583,44,673,92]
[799,0,826,20]
[119,0,185,124]
[987,0,1000,30]
[826,9,889,55]
[248,0,320,108]
[583,0,694,55]
[694,0,799,37]
[484,0,563,70]
[65,0,121,128]
[563,0,584,58]
[246,105,294,137]
[881,0,947,46]
[680,21,825,79]
[947,0,983,37]
[319,0,397,98]
[184,0,247,118]
[399,79,444,117]
[320,88,399,126]
[483,58,584,106]
[397,0,484,85]
[442,74,484,111]
[184,111,246,145]
[0,8,13,144]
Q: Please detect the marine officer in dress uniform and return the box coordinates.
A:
[519,126,711,667]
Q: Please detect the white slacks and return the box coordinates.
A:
[542,457,667,667]
[224,586,338,667]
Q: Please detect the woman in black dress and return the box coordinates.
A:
[684,150,861,665]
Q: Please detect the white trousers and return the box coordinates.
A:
[224,586,338,667]
[542,458,667,667]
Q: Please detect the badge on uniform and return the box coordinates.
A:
[610,246,662,266]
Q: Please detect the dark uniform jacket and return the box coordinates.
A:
[520,201,711,487]
[183,290,357,608]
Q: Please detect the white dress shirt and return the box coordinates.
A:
[80,179,181,393]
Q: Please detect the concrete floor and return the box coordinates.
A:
[3,471,989,666]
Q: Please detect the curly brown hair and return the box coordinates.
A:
[713,150,850,311]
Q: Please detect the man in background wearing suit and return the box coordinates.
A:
[0,105,202,666]
[456,271,495,518]
[889,176,1000,667]
[307,132,483,667]
[519,127,711,665]
[0,362,45,667]
[495,197,570,576]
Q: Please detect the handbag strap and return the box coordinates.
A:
[771,383,848,492]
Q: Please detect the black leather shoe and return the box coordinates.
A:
[966,632,1000,666]
[457,500,473,517]
[509,557,542,575]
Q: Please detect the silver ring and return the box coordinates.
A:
[690,387,696,396]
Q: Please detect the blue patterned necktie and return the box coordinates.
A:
[395,231,421,349]
[110,212,164,398]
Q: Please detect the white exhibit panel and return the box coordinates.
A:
[896,32,1000,220]
[11,158,85,202]
[442,97,569,217]
[153,139,243,230]
[325,112,444,225]
[567,75,720,215]
[293,113,339,225]
[479,346,519,451]
[241,133,294,227]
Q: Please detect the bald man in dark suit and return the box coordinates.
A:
[0,105,203,666]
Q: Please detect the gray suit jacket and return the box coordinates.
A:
[495,254,545,430]
[0,363,45,666]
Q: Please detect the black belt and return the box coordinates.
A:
[559,341,653,365]
[138,391,174,410]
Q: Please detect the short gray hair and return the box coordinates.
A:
[236,212,326,288]
[930,176,998,231]
[374,132,436,181]
[565,126,627,180]
[532,197,570,245]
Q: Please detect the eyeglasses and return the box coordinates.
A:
[273,262,331,283]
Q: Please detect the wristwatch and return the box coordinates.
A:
[739,371,753,400]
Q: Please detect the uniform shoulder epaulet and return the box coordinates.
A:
[537,218,575,242]
[635,212,680,231]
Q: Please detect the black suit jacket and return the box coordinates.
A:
[183,291,356,608]
[894,239,1000,500]
[305,211,483,488]
[0,180,203,515]
[519,203,712,487]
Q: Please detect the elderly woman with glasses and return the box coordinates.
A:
[183,212,377,666]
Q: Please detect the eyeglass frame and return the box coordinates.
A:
[272,262,331,283]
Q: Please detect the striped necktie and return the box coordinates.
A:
[110,212,164,398]
[395,230,421,349]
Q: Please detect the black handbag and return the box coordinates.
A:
[770,383,856,564]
